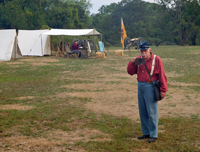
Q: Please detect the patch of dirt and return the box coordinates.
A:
[0,104,35,110]
[3,57,60,67]
[195,63,200,66]
[122,49,139,52]
[132,148,151,152]
[158,88,200,118]
[18,57,60,66]
[20,57,59,63]
[58,74,200,121]
[4,62,24,68]
[168,82,200,87]
[158,125,165,133]
[16,96,35,100]
[194,139,200,150]
[166,71,183,78]
[32,62,50,66]
[54,64,65,66]
[58,76,141,121]
[0,128,111,152]
[62,71,71,73]
[186,51,200,55]
[162,58,177,61]
[6,62,24,65]
[0,136,72,152]
[47,128,111,143]
[107,49,138,52]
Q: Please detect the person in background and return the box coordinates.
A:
[127,41,168,143]
[72,40,82,58]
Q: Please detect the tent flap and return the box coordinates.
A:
[0,29,22,61]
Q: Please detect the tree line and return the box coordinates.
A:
[0,0,92,30]
[92,0,200,46]
[1,0,200,46]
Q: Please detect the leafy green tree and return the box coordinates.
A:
[67,0,92,27]
[0,0,92,30]
[0,0,48,30]
[45,0,91,29]
[66,0,92,15]
[156,0,200,45]
[91,0,158,46]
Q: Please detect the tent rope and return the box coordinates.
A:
[26,35,41,56]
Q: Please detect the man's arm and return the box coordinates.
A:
[72,43,79,50]
[127,57,137,75]
[157,56,168,99]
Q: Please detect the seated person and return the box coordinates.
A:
[72,40,82,58]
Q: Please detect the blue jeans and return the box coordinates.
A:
[72,50,82,58]
[138,81,158,138]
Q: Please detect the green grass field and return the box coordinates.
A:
[0,46,200,151]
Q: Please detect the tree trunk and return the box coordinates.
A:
[156,39,165,47]
[191,33,196,45]
[178,27,191,46]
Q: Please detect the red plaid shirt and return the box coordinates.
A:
[127,52,168,93]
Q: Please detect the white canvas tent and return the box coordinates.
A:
[0,29,22,61]
[42,29,102,54]
[18,30,51,56]
[42,29,101,36]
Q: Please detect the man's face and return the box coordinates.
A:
[140,48,151,59]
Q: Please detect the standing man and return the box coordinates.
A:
[72,40,82,58]
[127,41,168,143]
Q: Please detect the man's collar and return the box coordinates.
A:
[146,52,154,61]
[150,52,154,59]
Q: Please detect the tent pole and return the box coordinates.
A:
[85,35,87,44]
[50,36,52,56]
[41,34,43,56]
[85,35,87,53]
[93,29,95,50]
[58,35,62,51]
[15,36,17,59]
[63,35,64,52]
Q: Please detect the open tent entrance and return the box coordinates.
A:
[42,29,102,55]
[0,29,22,61]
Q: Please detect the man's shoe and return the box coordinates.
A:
[137,135,150,139]
[148,137,157,143]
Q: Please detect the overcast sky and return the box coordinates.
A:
[89,0,156,14]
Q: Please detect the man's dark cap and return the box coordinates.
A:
[139,41,150,50]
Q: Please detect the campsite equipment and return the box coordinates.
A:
[144,55,161,101]
[82,52,88,59]
[81,48,89,59]
[72,39,96,54]
[42,29,102,58]
[0,29,22,61]
[124,37,142,50]
[116,50,123,56]
[96,52,105,58]
[98,41,107,56]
